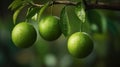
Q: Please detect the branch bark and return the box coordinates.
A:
[30,1,120,11]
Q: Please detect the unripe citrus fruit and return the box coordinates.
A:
[12,22,37,48]
[39,16,61,41]
[67,32,93,58]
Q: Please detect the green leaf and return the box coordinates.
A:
[60,6,71,37]
[8,0,23,10]
[37,2,50,22]
[26,7,41,20]
[75,2,86,23]
[13,6,24,24]
[31,13,38,21]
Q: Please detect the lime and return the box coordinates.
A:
[67,32,93,58]
[12,22,37,48]
[39,16,61,41]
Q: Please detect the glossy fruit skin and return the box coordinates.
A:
[39,16,61,41]
[12,22,37,48]
[67,32,93,58]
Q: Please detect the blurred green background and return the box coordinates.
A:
[0,0,120,67]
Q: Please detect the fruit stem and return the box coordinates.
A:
[51,1,54,16]
[80,22,83,32]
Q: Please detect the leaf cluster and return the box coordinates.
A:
[9,0,87,37]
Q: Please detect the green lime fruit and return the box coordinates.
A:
[12,22,37,48]
[39,16,61,41]
[67,32,93,58]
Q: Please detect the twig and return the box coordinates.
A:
[29,0,120,11]
[53,0,77,6]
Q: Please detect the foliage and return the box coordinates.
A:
[8,0,120,62]
[60,6,71,37]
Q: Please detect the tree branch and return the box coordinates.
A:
[52,1,77,6]
[30,1,120,11]
[87,2,120,10]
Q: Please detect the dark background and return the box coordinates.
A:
[0,0,120,67]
